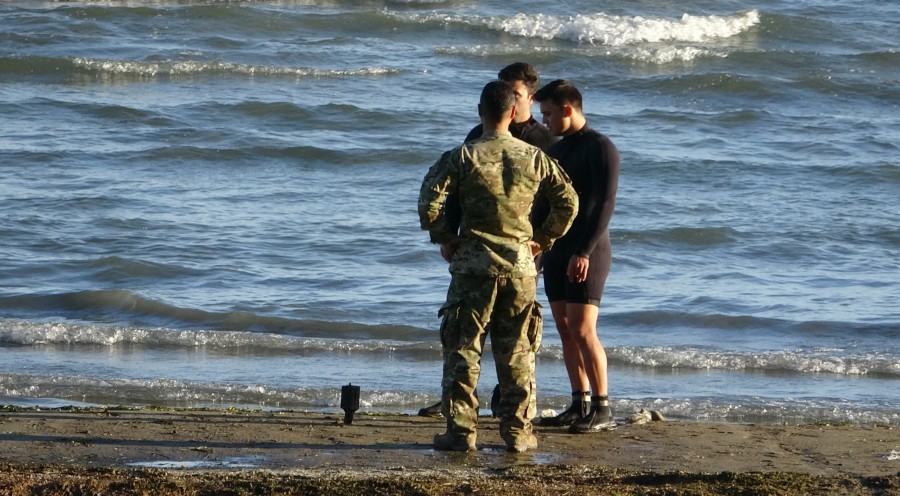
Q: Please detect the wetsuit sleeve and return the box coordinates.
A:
[533,153,578,251]
[574,136,619,258]
[418,149,461,245]
[444,124,484,235]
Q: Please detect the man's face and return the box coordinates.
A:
[539,100,570,136]
[510,80,534,123]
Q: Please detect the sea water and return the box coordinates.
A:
[1,0,897,426]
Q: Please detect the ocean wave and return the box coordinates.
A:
[72,57,398,78]
[609,345,900,378]
[3,317,897,378]
[0,373,359,410]
[399,10,759,46]
[417,10,759,63]
[854,49,900,68]
[0,291,430,343]
[2,375,897,425]
[0,55,398,81]
[435,43,724,65]
[0,320,439,356]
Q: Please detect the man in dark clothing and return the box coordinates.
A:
[533,79,621,434]
[419,62,554,418]
[462,62,554,150]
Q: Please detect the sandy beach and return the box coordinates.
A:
[0,406,897,495]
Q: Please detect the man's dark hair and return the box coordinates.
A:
[479,80,516,123]
[498,62,540,93]
[534,79,583,112]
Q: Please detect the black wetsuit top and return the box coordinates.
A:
[535,125,619,304]
[541,126,619,259]
[444,117,555,234]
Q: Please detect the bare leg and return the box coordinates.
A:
[564,303,607,396]
[565,302,615,433]
[549,300,589,393]
[537,300,593,427]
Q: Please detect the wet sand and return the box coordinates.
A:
[0,407,897,495]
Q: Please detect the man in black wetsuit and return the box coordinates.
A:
[533,79,620,433]
[418,62,554,418]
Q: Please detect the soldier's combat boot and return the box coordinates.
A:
[433,432,476,452]
[506,433,538,453]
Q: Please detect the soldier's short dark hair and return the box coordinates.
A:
[498,62,540,94]
[534,79,583,112]
[479,80,516,123]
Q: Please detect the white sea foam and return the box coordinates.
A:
[0,319,434,354]
[490,10,759,45]
[434,44,561,57]
[4,373,895,426]
[435,43,723,64]
[3,320,894,377]
[608,345,899,377]
[409,10,759,45]
[413,10,758,62]
[70,57,397,78]
[628,46,723,64]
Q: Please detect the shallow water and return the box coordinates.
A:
[1,0,897,425]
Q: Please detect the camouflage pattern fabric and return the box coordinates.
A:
[438,273,542,444]
[418,130,578,278]
[418,130,577,447]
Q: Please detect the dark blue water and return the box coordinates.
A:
[1,0,897,425]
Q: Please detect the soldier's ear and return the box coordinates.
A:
[509,105,518,121]
[477,103,483,118]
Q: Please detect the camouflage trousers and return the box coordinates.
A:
[438,273,542,445]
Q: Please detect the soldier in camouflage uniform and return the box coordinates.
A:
[418,80,578,453]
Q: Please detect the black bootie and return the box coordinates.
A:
[538,391,590,427]
[569,395,616,433]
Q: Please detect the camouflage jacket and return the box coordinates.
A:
[418,130,578,277]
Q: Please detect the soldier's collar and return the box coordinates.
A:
[483,129,513,138]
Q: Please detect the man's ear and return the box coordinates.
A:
[477,103,483,117]
[508,105,518,120]
[562,104,574,118]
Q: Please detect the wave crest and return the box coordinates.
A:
[407,10,759,46]
[71,57,398,78]
[611,345,900,378]
[0,56,398,80]
[494,10,759,45]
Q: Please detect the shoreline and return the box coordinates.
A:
[0,406,897,495]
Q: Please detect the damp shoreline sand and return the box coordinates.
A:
[0,407,897,495]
